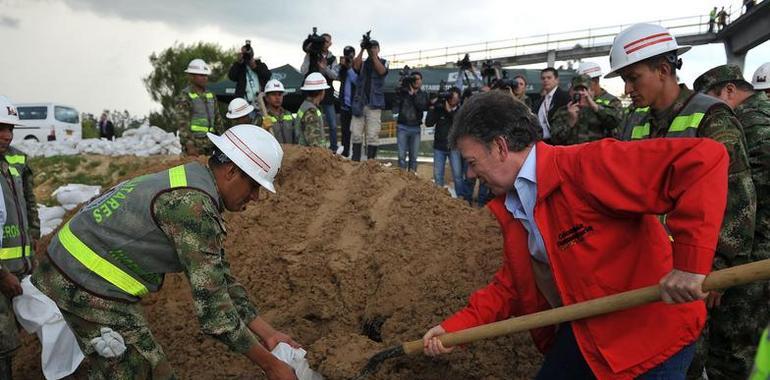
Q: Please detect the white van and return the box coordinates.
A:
[13,103,82,143]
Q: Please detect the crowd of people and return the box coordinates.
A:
[2,17,770,380]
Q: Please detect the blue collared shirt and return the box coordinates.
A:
[505,145,548,263]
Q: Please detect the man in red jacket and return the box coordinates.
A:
[422,90,729,379]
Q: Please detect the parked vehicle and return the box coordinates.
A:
[13,103,82,143]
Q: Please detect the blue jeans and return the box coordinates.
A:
[322,103,338,150]
[535,324,696,380]
[461,159,491,207]
[397,124,421,171]
[433,149,464,196]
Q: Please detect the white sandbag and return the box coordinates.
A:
[38,205,66,220]
[52,184,101,208]
[13,276,84,380]
[271,342,324,380]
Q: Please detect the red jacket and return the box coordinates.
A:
[441,139,728,379]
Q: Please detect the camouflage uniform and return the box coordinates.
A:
[550,75,622,145]
[0,145,38,379]
[689,65,770,379]
[294,99,327,148]
[175,86,225,156]
[256,107,296,144]
[31,167,261,379]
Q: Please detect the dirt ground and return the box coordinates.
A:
[13,146,542,379]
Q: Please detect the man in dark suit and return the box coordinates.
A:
[533,67,569,141]
[98,112,115,140]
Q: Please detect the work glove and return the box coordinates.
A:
[90,327,126,358]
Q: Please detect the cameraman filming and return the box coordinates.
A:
[425,87,464,197]
[492,76,533,110]
[351,33,388,161]
[393,70,429,172]
[301,31,340,152]
[549,74,621,145]
[228,40,272,107]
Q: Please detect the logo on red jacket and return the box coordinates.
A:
[557,224,594,250]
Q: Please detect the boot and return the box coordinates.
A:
[367,145,378,160]
[352,143,363,162]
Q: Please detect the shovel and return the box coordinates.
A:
[352,258,770,379]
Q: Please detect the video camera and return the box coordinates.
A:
[242,40,254,63]
[398,65,418,92]
[303,27,326,55]
[456,54,473,71]
[492,78,519,91]
[361,30,374,50]
[481,60,498,80]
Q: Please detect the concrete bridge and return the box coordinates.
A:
[387,1,769,71]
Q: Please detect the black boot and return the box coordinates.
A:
[352,143,363,162]
[367,145,378,160]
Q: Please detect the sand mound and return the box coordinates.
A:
[14,146,542,379]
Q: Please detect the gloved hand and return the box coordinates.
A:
[90,327,126,358]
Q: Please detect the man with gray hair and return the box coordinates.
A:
[422,90,732,379]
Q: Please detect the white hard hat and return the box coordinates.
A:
[207,125,283,193]
[264,79,286,93]
[300,72,330,91]
[0,96,21,126]
[752,62,770,90]
[184,58,212,76]
[577,62,603,78]
[226,98,255,119]
[605,23,691,78]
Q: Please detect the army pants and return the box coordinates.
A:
[31,253,176,380]
[687,282,770,379]
[0,274,21,380]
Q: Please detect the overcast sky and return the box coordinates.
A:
[1,0,768,116]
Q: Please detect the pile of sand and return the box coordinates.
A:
[14,146,542,379]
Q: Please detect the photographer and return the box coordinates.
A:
[338,46,357,157]
[549,74,621,145]
[425,87,464,197]
[301,31,339,152]
[492,76,532,110]
[228,40,272,105]
[351,33,388,161]
[393,70,429,172]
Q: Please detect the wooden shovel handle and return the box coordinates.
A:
[402,258,770,355]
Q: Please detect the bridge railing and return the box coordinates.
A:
[387,14,711,67]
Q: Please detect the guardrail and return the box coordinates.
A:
[387,14,717,67]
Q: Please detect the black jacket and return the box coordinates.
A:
[393,90,429,127]
[533,87,570,123]
[425,102,458,151]
[228,60,272,99]
[98,120,115,140]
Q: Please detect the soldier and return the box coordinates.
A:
[32,126,299,380]
[176,58,225,156]
[257,79,296,144]
[0,96,38,380]
[607,24,757,379]
[549,74,622,145]
[294,73,329,148]
[693,64,770,378]
[226,97,255,126]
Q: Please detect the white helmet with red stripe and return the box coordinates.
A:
[577,62,603,79]
[208,125,283,193]
[605,23,691,78]
[226,98,255,119]
[300,72,330,91]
